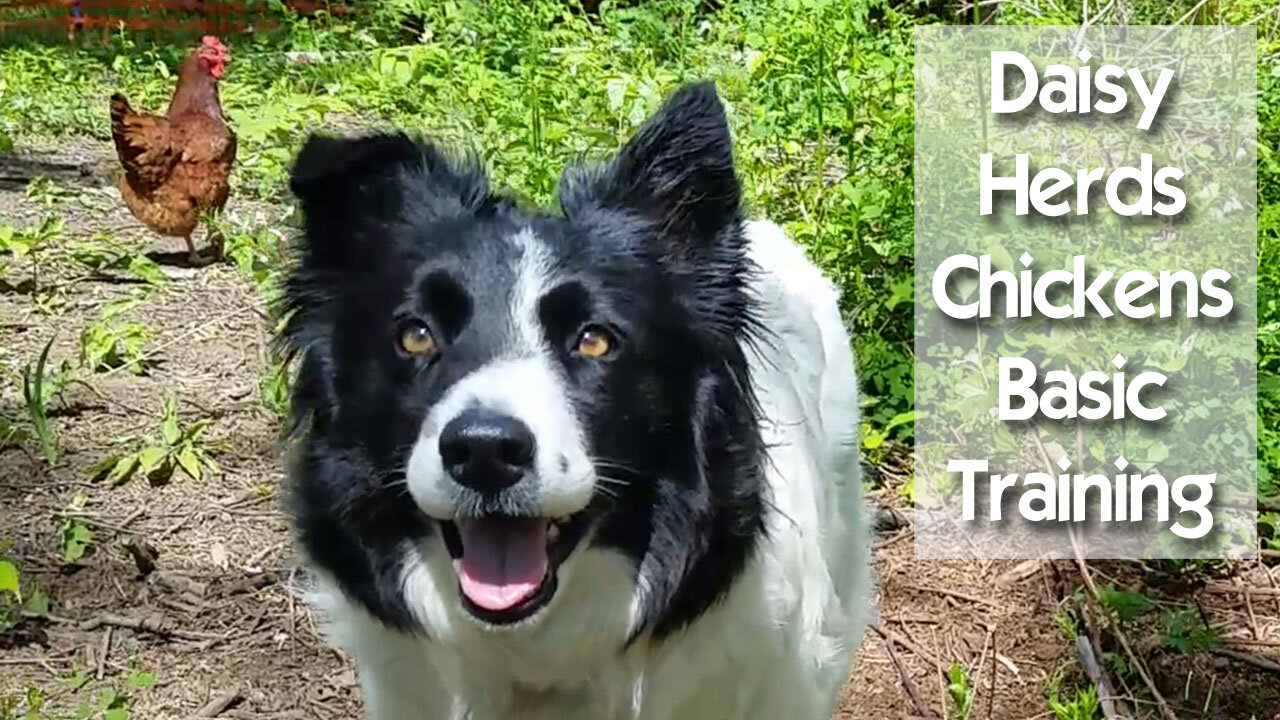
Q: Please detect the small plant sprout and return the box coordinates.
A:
[0,417,32,451]
[1048,683,1102,720]
[59,519,92,565]
[79,296,153,375]
[0,216,63,300]
[1161,607,1219,653]
[68,232,166,287]
[59,495,93,566]
[22,335,61,465]
[91,394,220,486]
[25,177,71,210]
[947,662,973,720]
[0,554,49,631]
[1097,585,1151,623]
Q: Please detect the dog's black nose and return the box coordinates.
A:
[438,409,536,493]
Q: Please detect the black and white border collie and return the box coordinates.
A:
[279,81,870,720]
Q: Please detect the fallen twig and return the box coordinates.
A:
[0,657,61,666]
[1209,648,1280,675]
[79,612,225,642]
[872,527,913,551]
[906,583,1002,609]
[872,624,938,719]
[871,621,945,671]
[994,559,1043,588]
[1241,578,1261,640]
[193,685,244,717]
[70,378,149,416]
[1204,583,1280,598]
[95,626,112,680]
[1266,566,1280,617]
[54,508,145,536]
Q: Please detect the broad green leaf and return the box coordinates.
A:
[136,446,167,474]
[160,408,180,446]
[61,521,92,564]
[0,559,20,601]
[24,587,49,615]
[1098,585,1151,621]
[107,454,139,486]
[89,454,123,482]
[605,77,627,113]
[175,446,201,481]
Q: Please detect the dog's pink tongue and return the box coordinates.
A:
[455,518,548,611]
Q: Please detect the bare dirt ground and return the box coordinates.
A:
[2,139,1279,720]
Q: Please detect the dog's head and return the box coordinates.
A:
[282,82,765,638]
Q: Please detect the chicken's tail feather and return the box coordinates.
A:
[109,92,132,127]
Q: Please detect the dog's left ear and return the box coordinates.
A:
[561,82,741,245]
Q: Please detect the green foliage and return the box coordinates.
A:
[1096,585,1152,623]
[78,298,152,375]
[0,685,47,720]
[0,0,921,450]
[0,418,33,452]
[59,519,92,566]
[1160,607,1219,653]
[1047,683,1102,720]
[0,560,20,602]
[259,358,293,419]
[24,178,70,211]
[67,234,166,287]
[91,395,219,486]
[0,0,1270,474]
[1258,21,1280,534]
[0,556,50,635]
[216,219,286,292]
[1053,606,1080,643]
[21,335,61,465]
[123,671,154,691]
[946,662,973,720]
[0,217,63,304]
[94,688,132,720]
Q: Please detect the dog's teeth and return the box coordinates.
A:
[548,523,561,543]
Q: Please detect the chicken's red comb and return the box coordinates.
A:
[200,35,228,53]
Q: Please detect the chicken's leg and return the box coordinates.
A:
[183,233,200,264]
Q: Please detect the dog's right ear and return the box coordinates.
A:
[287,133,428,271]
[289,132,424,210]
[289,133,491,269]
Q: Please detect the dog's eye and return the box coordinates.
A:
[398,322,437,357]
[575,326,614,359]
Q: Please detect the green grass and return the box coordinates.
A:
[0,0,918,442]
[2,0,1277,519]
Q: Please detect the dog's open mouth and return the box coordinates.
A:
[439,514,586,624]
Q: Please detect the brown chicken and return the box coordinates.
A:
[109,36,236,264]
